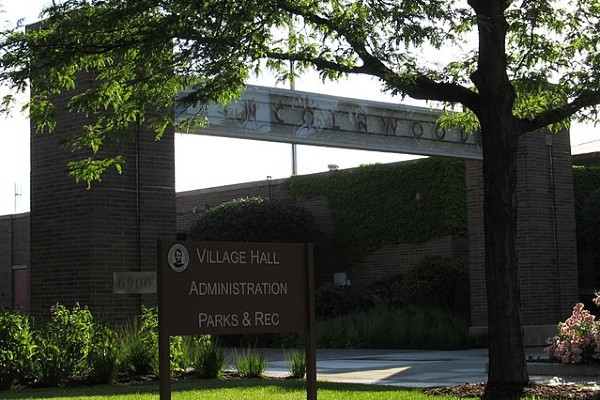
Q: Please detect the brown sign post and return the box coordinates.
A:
[157,240,316,400]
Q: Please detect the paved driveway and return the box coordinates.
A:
[240,348,600,388]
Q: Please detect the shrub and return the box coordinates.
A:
[286,350,306,379]
[33,303,95,387]
[191,337,225,379]
[317,306,471,350]
[0,308,36,389]
[188,196,317,243]
[117,327,156,376]
[579,188,600,245]
[401,255,468,313]
[234,348,267,378]
[117,307,188,376]
[86,324,118,384]
[545,293,600,364]
[315,284,372,319]
[368,274,404,309]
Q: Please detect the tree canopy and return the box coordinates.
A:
[2,1,599,180]
[1,0,599,390]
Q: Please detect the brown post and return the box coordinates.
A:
[305,243,317,400]
[157,241,171,400]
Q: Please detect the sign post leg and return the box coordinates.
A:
[306,244,317,400]
[158,329,171,400]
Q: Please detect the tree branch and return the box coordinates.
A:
[273,1,481,113]
[518,90,600,133]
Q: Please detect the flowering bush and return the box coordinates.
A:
[545,292,600,364]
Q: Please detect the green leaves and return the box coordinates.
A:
[188,197,318,244]
[1,0,600,184]
[287,158,467,266]
[68,155,125,188]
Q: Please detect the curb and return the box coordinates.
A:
[527,362,600,377]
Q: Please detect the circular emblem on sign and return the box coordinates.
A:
[168,244,189,272]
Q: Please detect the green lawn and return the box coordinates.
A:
[0,378,515,400]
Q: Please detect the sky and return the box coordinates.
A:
[0,1,598,215]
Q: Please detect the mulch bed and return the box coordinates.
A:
[425,382,600,400]
[85,373,600,399]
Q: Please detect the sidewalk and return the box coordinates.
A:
[247,348,600,388]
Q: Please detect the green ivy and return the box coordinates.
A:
[573,165,600,244]
[285,157,467,266]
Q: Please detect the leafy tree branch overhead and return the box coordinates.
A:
[1,1,599,158]
[1,0,598,391]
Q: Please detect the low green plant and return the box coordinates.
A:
[33,303,95,387]
[234,348,267,378]
[315,284,372,319]
[116,322,156,376]
[0,308,36,389]
[402,255,469,313]
[317,307,471,350]
[86,324,118,384]
[117,307,190,376]
[191,337,225,379]
[368,274,404,309]
[285,350,306,379]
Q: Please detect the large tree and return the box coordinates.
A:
[1,0,599,389]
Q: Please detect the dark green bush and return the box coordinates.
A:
[316,307,471,349]
[315,284,373,319]
[573,165,600,246]
[368,274,405,309]
[33,303,95,387]
[0,308,36,389]
[401,255,469,313]
[188,196,317,243]
[579,188,600,245]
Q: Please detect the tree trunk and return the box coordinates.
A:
[480,116,528,386]
[468,0,529,387]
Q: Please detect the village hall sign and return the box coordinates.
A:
[177,85,482,160]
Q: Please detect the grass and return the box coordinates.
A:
[1,378,557,400]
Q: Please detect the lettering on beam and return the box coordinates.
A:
[176,85,483,160]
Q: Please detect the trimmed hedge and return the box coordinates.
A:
[188,196,317,243]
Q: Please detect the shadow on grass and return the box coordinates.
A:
[1,378,418,399]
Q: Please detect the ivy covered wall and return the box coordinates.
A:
[573,165,600,243]
[573,164,600,291]
[285,157,467,268]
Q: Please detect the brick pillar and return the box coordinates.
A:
[30,79,175,323]
[0,216,13,308]
[465,159,486,327]
[467,130,579,344]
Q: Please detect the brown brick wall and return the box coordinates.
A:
[175,171,467,289]
[0,213,30,308]
[468,131,579,327]
[345,235,468,286]
[30,77,175,323]
[465,159,487,326]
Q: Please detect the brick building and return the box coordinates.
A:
[0,78,588,344]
